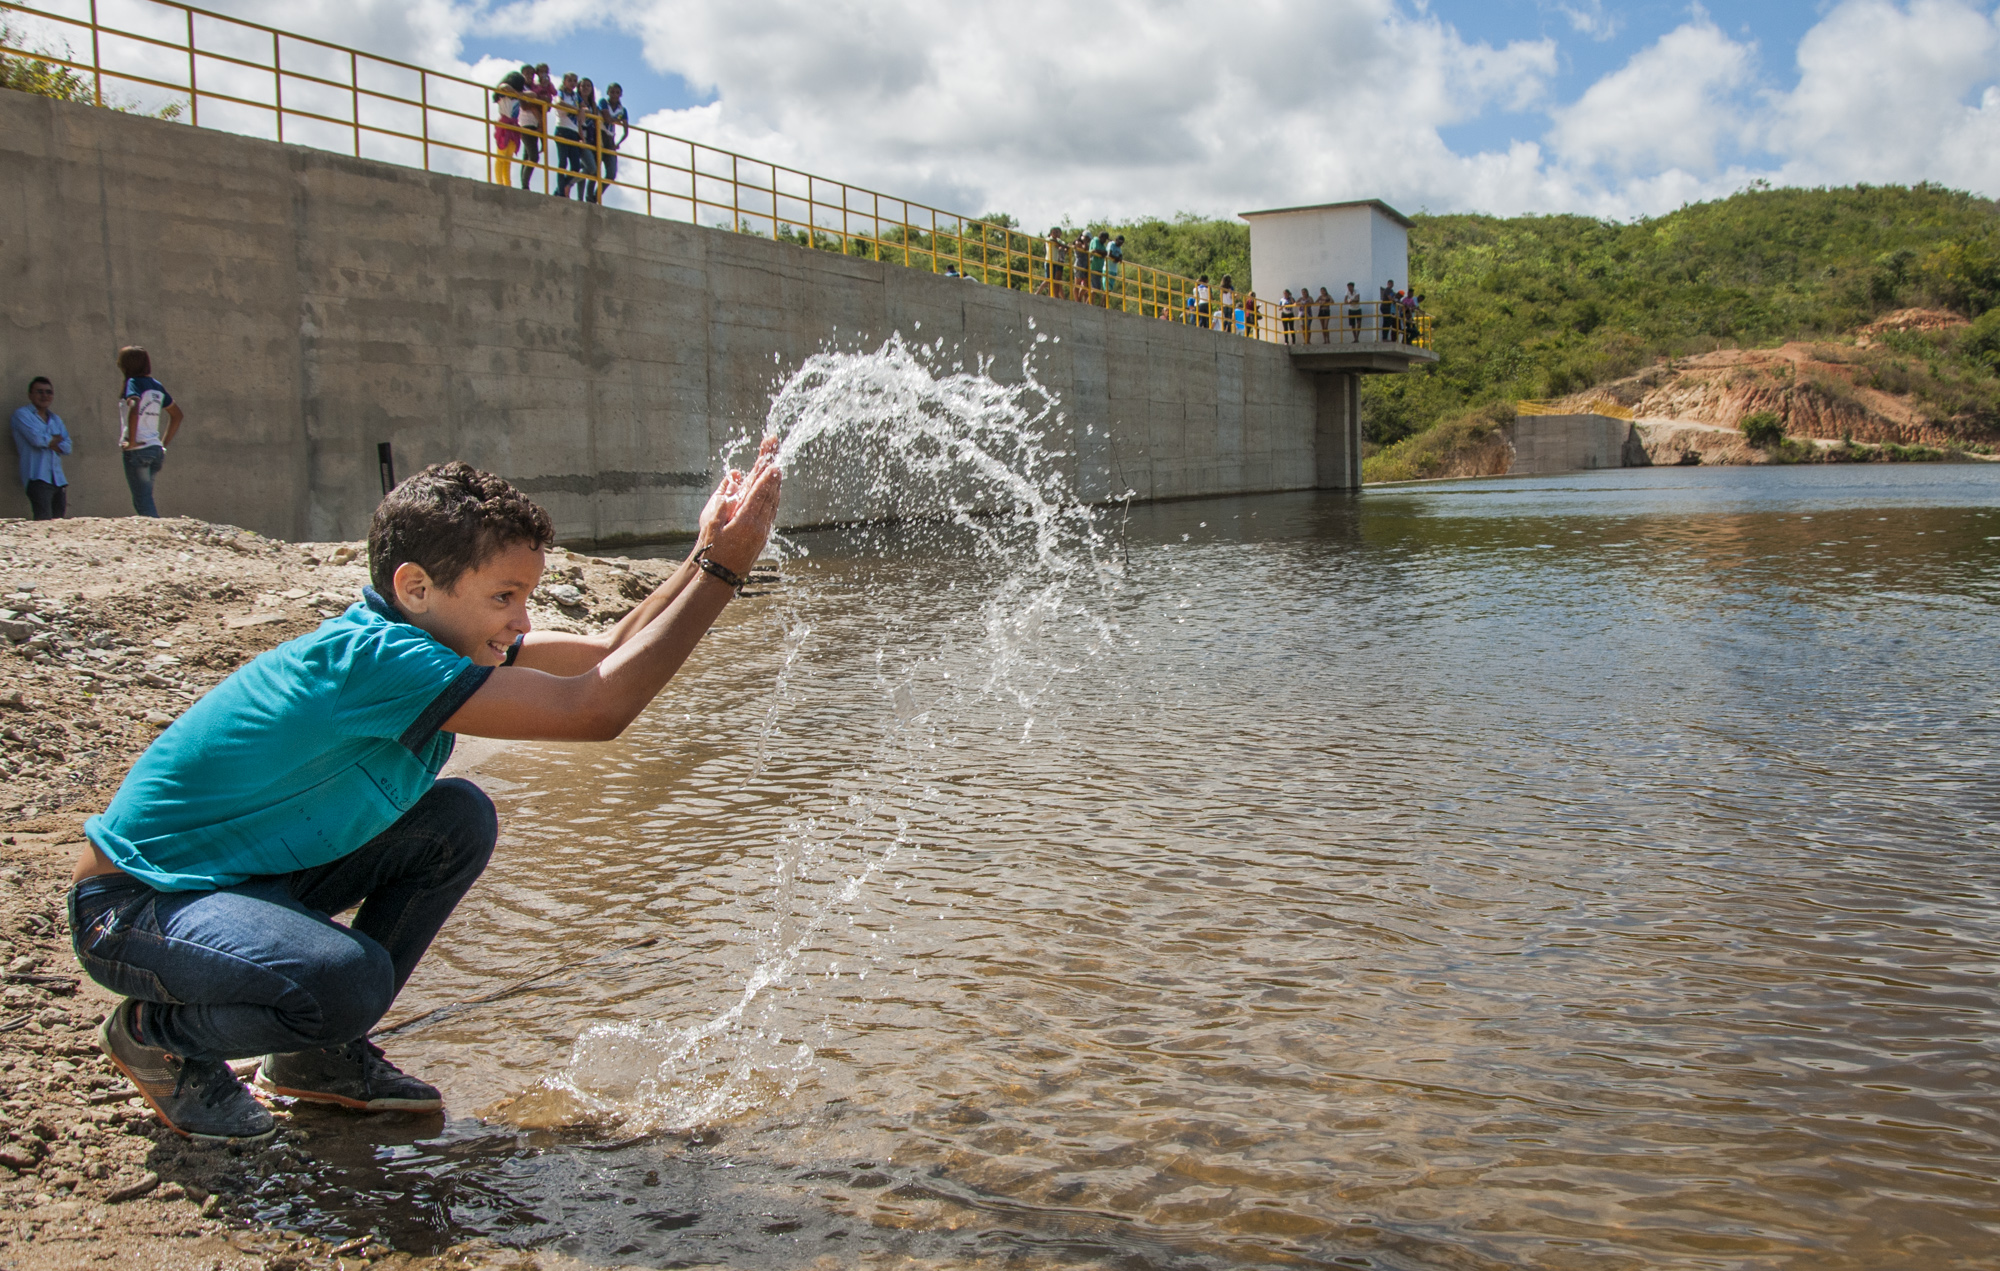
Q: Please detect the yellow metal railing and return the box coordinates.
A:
[0,0,1433,352]
[1516,398,1634,420]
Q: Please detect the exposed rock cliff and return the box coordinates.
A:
[1541,312,1998,450]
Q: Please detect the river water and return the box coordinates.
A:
[263,462,2000,1270]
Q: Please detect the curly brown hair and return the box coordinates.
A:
[368,462,555,595]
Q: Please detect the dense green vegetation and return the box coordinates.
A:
[1090,186,2000,446]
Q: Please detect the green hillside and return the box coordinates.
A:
[1095,185,2000,447]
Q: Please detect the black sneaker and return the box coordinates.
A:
[98,1000,276,1144]
[255,1039,443,1112]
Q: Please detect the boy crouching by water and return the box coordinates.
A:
[66,452,781,1142]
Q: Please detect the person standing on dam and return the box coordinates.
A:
[575,77,603,202]
[598,83,630,197]
[516,65,553,189]
[552,71,586,198]
[66,451,783,1143]
[491,72,526,187]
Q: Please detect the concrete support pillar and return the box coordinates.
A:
[1313,371,1362,490]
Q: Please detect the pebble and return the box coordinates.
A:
[143,710,175,728]
[105,1170,159,1203]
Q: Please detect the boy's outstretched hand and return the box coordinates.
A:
[700,438,782,575]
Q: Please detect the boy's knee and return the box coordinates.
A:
[427,777,498,870]
[290,938,396,1046]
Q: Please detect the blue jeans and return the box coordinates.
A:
[122,445,164,517]
[67,778,496,1062]
[553,128,583,197]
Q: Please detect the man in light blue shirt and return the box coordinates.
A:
[10,377,71,520]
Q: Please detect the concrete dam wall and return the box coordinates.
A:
[1507,414,1649,476]
[0,92,1329,545]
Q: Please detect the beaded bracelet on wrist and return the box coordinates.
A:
[693,546,747,591]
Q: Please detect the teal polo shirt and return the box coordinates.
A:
[85,589,495,891]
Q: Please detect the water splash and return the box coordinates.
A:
[514,334,1123,1132]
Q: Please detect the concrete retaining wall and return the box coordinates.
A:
[1507,414,1649,475]
[0,92,1323,545]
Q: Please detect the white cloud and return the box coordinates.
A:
[1557,0,1622,41]
[1763,0,2000,190]
[1547,18,1755,174]
[607,0,1561,228]
[193,0,483,73]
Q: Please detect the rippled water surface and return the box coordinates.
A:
[271,464,2000,1270]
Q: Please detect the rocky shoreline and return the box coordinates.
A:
[0,515,674,1271]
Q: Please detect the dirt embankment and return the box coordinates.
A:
[1583,309,1991,450]
[0,515,677,1271]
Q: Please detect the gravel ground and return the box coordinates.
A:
[0,514,676,1271]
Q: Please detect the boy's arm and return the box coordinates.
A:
[161,403,184,448]
[54,419,70,454]
[505,452,767,676]
[120,397,137,448]
[444,454,780,741]
[507,552,705,676]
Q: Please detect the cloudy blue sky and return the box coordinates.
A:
[174,1,2000,225]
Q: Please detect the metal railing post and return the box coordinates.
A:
[273,29,284,144]
[349,49,360,157]
[88,0,102,106]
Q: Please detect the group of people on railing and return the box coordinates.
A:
[1184,276,1258,332]
[1277,282,1426,345]
[491,64,630,202]
[1168,277,1427,345]
[1036,228,1129,304]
